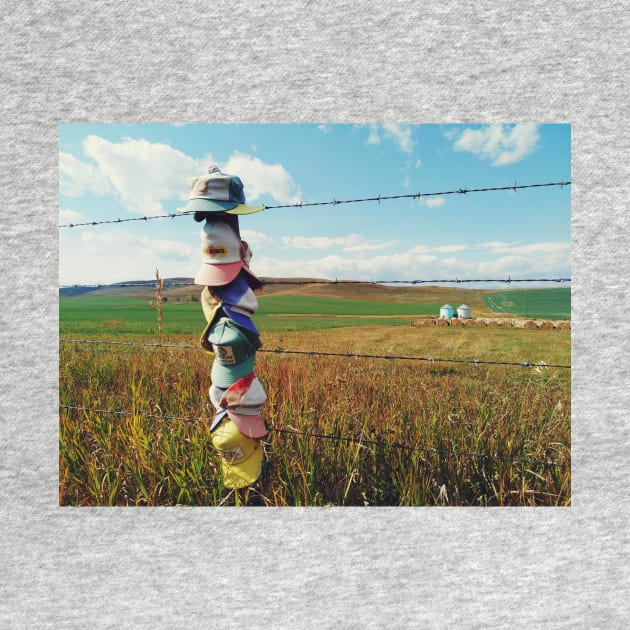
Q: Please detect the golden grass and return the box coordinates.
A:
[59,325,570,506]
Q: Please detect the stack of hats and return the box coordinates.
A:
[181,165,267,490]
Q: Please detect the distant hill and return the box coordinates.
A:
[59,278,570,319]
[59,277,500,315]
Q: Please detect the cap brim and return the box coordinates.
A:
[228,412,267,439]
[224,204,266,216]
[211,356,256,388]
[194,262,243,286]
[179,200,265,215]
[222,306,259,335]
[220,442,263,488]
[184,198,239,213]
[241,265,263,291]
[209,385,226,410]
[210,408,228,432]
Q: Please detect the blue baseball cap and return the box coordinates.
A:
[207,317,258,388]
[222,306,259,335]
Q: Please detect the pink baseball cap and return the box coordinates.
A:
[193,221,261,287]
[219,373,268,439]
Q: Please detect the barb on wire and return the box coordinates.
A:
[59,337,571,369]
[59,405,567,470]
[58,181,571,228]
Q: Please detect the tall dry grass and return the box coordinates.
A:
[59,328,570,506]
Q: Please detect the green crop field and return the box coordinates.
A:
[60,294,444,337]
[257,294,439,316]
[483,288,570,319]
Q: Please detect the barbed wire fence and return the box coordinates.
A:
[59,180,570,228]
[58,404,567,471]
[60,277,571,290]
[59,338,571,369]
[59,180,572,492]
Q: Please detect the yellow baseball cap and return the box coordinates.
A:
[211,418,263,488]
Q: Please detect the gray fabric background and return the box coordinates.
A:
[1,1,628,627]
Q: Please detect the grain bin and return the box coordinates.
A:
[457,304,471,319]
[440,304,454,319]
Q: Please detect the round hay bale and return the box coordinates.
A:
[524,320,537,329]
[540,320,554,329]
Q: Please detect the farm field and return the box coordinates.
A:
[59,285,571,506]
[483,287,570,320]
[60,294,445,336]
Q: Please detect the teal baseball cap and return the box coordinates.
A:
[178,165,265,215]
[207,317,259,387]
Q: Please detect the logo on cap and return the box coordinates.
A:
[203,244,228,258]
[215,345,237,365]
[216,446,245,463]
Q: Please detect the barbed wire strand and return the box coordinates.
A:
[59,276,571,289]
[59,337,571,369]
[58,181,571,228]
[59,405,567,470]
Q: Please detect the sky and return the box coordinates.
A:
[59,123,571,287]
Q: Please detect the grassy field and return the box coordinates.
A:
[59,287,571,506]
[60,294,453,336]
[483,287,570,319]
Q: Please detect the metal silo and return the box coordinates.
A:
[457,304,471,319]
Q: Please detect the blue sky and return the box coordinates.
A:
[59,123,571,286]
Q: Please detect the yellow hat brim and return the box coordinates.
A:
[224,204,266,216]
[220,442,263,488]
[212,419,264,488]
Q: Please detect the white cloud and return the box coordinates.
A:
[248,236,569,283]
[59,151,112,197]
[60,228,570,285]
[240,229,274,248]
[60,138,302,217]
[59,208,86,223]
[223,153,302,205]
[477,240,512,250]
[420,197,446,208]
[252,248,440,281]
[452,123,540,166]
[59,229,196,285]
[281,233,398,253]
[366,124,415,154]
[478,241,569,255]
[60,136,203,216]
[366,126,381,146]
[81,135,200,216]
[432,244,467,253]
[382,124,415,154]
